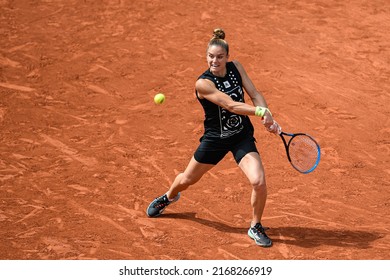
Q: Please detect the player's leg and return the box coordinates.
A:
[165,140,228,199]
[238,151,272,247]
[147,141,226,218]
[233,135,272,247]
[166,156,214,199]
[238,152,267,225]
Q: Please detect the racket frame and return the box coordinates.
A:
[279,132,321,174]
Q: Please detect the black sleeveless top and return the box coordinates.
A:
[196,61,254,141]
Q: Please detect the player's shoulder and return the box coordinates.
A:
[196,68,215,85]
[231,60,244,70]
[196,77,214,89]
[231,60,248,78]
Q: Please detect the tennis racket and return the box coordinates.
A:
[279,131,321,174]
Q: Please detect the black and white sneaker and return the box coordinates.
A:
[248,223,272,247]
[146,193,180,217]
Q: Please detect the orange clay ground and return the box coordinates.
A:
[0,0,389,260]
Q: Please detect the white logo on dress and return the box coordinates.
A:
[223,81,231,88]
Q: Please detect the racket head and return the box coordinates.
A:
[281,132,321,174]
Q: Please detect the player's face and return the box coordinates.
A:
[207,45,229,76]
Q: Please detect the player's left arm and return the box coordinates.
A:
[233,60,274,128]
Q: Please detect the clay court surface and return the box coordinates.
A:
[0,0,389,260]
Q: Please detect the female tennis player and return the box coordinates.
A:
[146,28,281,247]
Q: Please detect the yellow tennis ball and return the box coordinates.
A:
[154,93,165,104]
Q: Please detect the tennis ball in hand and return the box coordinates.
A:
[154,93,165,104]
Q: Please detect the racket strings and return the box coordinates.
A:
[289,135,320,173]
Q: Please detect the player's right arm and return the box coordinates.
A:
[196,79,256,116]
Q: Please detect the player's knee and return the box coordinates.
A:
[251,177,266,192]
[180,173,199,186]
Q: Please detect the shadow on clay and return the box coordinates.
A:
[271,226,385,249]
[160,212,247,234]
[161,212,384,249]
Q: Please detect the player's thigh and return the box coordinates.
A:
[182,156,215,184]
[238,152,266,187]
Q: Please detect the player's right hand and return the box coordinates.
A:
[266,120,282,134]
